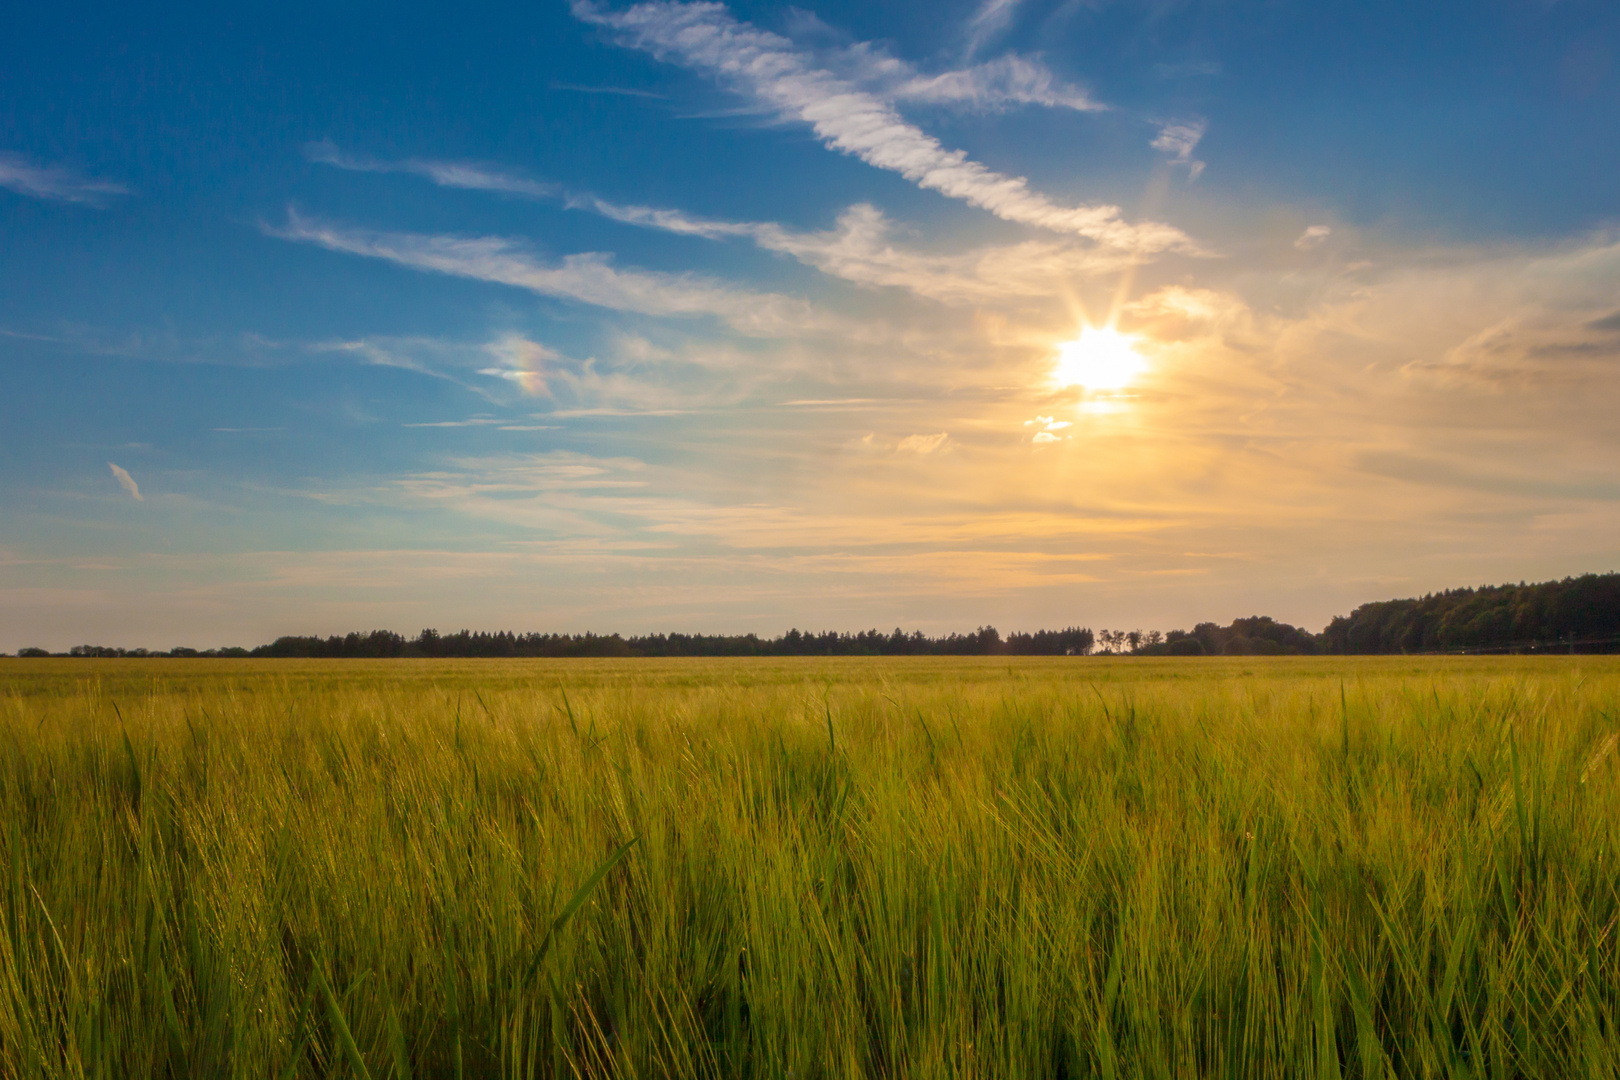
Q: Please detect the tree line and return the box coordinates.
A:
[1319,572,1620,654]
[1129,573,1620,655]
[11,572,1618,658]
[19,626,1096,659]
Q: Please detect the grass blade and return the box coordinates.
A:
[521,837,640,991]
[318,968,374,1080]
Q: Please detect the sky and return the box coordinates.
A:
[3,0,1619,650]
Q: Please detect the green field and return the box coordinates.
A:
[2,656,1618,1078]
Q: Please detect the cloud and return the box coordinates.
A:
[963,0,1022,58]
[1264,234,1620,399]
[1421,314,1620,389]
[1025,415,1071,444]
[572,1,1193,252]
[577,197,1128,303]
[305,141,558,198]
[566,194,757,238]
[108,463,142,501]
[402,417,505,428]
[776,9,1101,114]
[1295,225,1332,250]
[896,432,949,453]
[309,338,497,399]
[550,82,668,98]
[269,210,832,337]
[750,205,1127,302]
[309,142,747,239]
[305,145,1131,301]
[0,153,130,206]
[479,333,559,396]
[301,328,771,420]
[884,53,1101,113]
[1151,120,1206,179]
[22,228,1620,644]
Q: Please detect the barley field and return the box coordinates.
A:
[1,656,1618,1079]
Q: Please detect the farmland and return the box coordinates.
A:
[2,656,1618,1078]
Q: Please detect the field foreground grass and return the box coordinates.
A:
[2,656,1619,1078]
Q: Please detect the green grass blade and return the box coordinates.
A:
[521,837,639,991]
[318,968,374,1080]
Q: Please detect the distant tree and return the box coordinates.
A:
[18,647,50,658]
[1136,617,1317,656]
[1321,573,1620,654]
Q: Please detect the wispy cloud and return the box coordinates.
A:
[885,53,1102,112]
[963,0,1022,59]
[571,1,1193,252]
[567,193,757,238]
[269,210,832,337]
[748,204,1126,303]
[108,463,143,501]
[308,145,1129,301]
[403,417,505,428]
[305,141,558,198]
[549,82,667,98]
[0,153,130,206]
[577,198,1127,302]
[1151,120,1206,179]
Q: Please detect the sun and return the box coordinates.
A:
[1051,327,1145,390]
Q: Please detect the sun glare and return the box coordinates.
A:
[1052,327,1145,390]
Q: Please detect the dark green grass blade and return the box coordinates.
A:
[318,968,374,1080]
[521,837,639,991]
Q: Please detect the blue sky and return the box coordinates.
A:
[3,0,1618,649]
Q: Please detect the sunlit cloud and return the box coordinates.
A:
[576,195,1130,302]
[572,1,1193,252]
[749,205,1127,303]
[1024,416,1072,445]
[896,432,949,454]
[0,153,130,206]
[107,462,143,501]
[269,211,836,337]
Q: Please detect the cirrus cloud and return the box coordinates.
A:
[0,153,130,207]
[571,1,1195,253]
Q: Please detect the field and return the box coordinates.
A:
[2,656,1618,1079]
